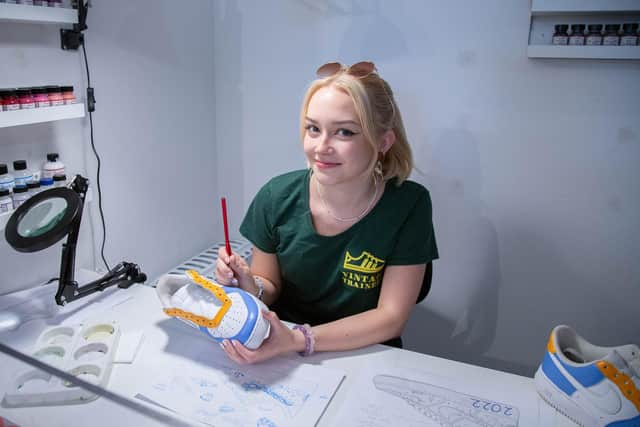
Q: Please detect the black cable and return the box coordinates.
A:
[81,37,109,271]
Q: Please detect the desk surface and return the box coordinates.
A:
[0,283,573,427]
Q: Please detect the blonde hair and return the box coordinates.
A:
[299,68,413,185]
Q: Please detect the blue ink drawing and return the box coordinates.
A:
[256,417,277,427]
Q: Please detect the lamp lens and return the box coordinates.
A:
[17,197,69,238]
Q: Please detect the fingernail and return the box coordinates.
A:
[231,278,238,286]
[219,342,225,349]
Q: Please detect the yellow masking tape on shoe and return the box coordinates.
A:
[596,360,640,412]
[163,270,232,328]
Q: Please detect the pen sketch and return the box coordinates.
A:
[373,375,519,427]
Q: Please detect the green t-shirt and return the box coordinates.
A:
[240,169,438,326]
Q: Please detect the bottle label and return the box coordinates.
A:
[50,100,65,106]
[64,99,77,105]
[20,102,35,109]
[36,101,51,108]
[603,36,619,46]
[585,36,602,45]
[620,36,638,46]
[0,181,14,191]
[14,175,33,187]
[552,36,568,45]
[5,104,20,111]
[569,36,585,46]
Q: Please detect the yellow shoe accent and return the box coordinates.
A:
[343,250,385,273]
[163,270,232,328]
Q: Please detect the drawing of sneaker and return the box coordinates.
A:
[535,325,640,427]
[156,270,270,350]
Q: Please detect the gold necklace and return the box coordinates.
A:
[314,176,378,222]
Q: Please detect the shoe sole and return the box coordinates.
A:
[535,366,598,427]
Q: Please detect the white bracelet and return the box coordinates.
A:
[253,276,264,301]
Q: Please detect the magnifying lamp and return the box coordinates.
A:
[4,175,146,308]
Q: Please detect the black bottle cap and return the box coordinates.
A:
[555,24,569,33]
[0,189,10,197]
[15,89,32,96]
[27,181,41,189]
[621,23,638,32]
[13,160,27,171]
[53,175,67,182]
[31,87,47,94]
[13,186,28,194]
[571,24,585,33]
[0,164,7,175]
[47,153,59,161]
[588,24,603,33]
[45,86,61,94]
[60,86,74,92]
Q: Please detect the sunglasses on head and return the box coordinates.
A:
[316,61,377,79]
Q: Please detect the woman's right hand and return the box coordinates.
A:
[215,247,254,291]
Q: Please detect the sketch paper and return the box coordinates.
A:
[136,356,344,427]
[334,365,521,427]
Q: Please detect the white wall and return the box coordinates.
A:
[213,0,640,376]
[0,0,219,294]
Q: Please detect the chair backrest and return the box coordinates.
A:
[416,261,433,304]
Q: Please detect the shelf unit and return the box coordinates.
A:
[0,211,9,232]
[0,3,77,25]
[0,104,85,129]
[528,0,640,60]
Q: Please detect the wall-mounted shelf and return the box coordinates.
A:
[531,0,640,15]
[528,0,640,59]
[528,45,640,59]
[0,104,85,129]
[0,3,77,25]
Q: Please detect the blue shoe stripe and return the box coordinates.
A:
[542,352,576,395]
[554,353,605,387]
[196,287,259,346]
[606,415,640,427]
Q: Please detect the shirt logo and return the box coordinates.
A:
[343,250,385,273]
[342,251,385,290]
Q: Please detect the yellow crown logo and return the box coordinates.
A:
[343,251,385,273]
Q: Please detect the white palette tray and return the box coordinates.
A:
[3,321,121,407]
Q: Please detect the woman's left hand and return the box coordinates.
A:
[220,311,302,364]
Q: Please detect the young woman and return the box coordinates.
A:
[215,61,438,364]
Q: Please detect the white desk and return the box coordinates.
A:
[0,282,573,427]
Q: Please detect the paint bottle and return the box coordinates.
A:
[0,89,20,112]
[586,25,603,45]
[61,86,76,104]
[32,87,51,108]
[603,24,621,46]
[16,88,35,110]
[42,153,65,179]
[569,24,586,45]
[0,164,15,192]
[13,160,34,187]
[12,186,29,209]
[0,189,12,214]
[552,25,569,45]
[53,174,67,188]
[46,86,64,106]
[620,23,639,46]
[27,180,41,197]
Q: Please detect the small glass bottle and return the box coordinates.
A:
[0,164,15,192]
[586,24,603,45]
[603,24,621,46]
[53,174,67,188]
[569,24,586,45]
[1,89,20,111]
[0,189,12,214]
[46,86,64,106]
[16,88,35,110]
[13,160,34,187]
[61,86,76,104]
[31,87,51,108]
[12,186,29,209]
[620,23,639,46]
[42,152,65,179]
[552,25,569,45]
[27,180,41,197]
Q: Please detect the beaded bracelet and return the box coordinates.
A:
[292,324,315,356]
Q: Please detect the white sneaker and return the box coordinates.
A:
[535,325,640,427]
[156,270,270,350]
